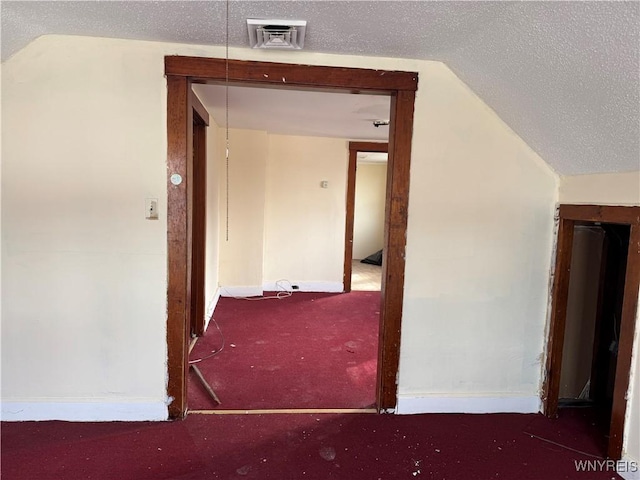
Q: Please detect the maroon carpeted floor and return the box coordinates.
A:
[188,292,380,410]
[523,407,608,458]
[1,412,622,480]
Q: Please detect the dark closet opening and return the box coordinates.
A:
[558,222,631,455]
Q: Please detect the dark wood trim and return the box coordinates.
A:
[608,224,640,459]
[542,216,575,417]
[166,75,190,419]
[343,148,357,293]
[166,56,418,92]
[349,141,389,154]
[191,92,210,127]
[343,142,388,293]
[543,204,640,459]
[559,204,640,225]
[377,91,415,410]
[165,56,417,417]
[190,114,207,337]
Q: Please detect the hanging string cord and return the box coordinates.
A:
[225,0,230,242]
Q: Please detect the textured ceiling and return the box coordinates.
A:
[2,1,638,175]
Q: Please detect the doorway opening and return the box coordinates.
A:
[543,205,640,460]
[165,57,418,418]
[186,85,390,412]
[344,142,388,293]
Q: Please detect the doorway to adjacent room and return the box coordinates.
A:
[165,57,418,418]
[543,204,640,460]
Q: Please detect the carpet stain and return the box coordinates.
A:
[319,446,337,461]
[236,465,251,475]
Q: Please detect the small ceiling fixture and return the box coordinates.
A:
[247,19,307,49]
[373,120,390,128]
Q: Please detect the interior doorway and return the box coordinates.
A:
[344,142,388,293]
[187,84,389,412]
[543,204,640,460]
[165,57,418,418]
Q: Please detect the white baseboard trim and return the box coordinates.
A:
[204,288,221,331]
[1,401,168,421]
[618,457,640,480]
[262,281,343,293]
[220,285,263,298]
[396,394,541,414]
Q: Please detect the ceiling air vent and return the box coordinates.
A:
[247,19,307,50]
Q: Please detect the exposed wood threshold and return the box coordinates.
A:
[188,408,377,415]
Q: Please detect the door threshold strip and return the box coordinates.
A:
[188,408,377,415]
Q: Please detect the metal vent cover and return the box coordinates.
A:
[247,19,307,50]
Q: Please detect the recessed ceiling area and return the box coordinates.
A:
[192,84,390,141]
[2,1,638,175]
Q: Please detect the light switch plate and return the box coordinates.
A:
[145,198,159,220]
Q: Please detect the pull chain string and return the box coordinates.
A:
[225,0,230,242]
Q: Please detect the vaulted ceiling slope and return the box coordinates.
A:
[2,1,638,175]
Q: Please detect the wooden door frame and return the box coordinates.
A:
[165,56,417,418]
[542,204,640,459]
[190,92,209,337]
[343,142,389,293]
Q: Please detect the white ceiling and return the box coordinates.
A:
[358,152,388,164]
[192,84,390,141]
[2,1,638,175]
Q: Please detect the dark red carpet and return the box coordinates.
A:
[1,413,621,479]
[188,292,380,410]
[523,407,608,458]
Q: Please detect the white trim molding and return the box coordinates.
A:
[219,285,263,298]
[396,394,540,414]
[204,287,221,331]
[222,282,344,298]
[262,281,343,293]
[1,401,168,422]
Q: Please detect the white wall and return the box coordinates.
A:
[203,115,222,324]
[212,130,348,294]
[217,128,268,294]
[2,35,560,422]
[353,162,387,260]
[559,171,640,466]
[560,172,640,205]
[263,134,348,289]
[1,37,169,419]
[396,61,558,414]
